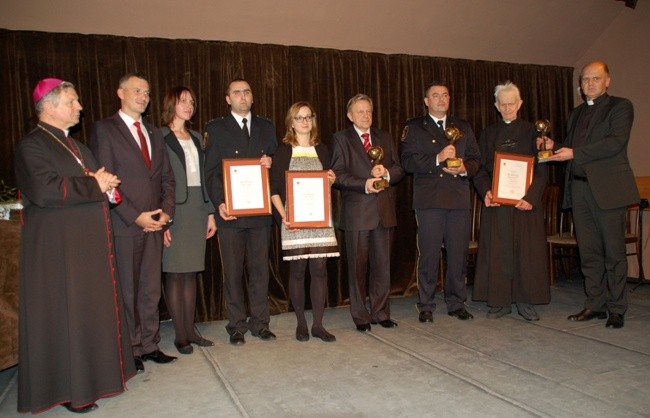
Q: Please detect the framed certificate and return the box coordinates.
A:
[491,152,535,205]
[286,170,332,228]
[222,158,271,216]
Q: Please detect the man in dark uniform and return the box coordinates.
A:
[545,61,639,329]
[400,81,481,323]
[204,79,278,344]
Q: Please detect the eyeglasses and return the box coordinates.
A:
[293,115,315,123]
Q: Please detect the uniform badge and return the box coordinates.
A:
[400,125,409,141]
[202,131,208,149]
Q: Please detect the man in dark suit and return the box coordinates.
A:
[204,79,277,345]
[545,61,639,329]
[89,73,177,371]
[331,94,405,331]
[400,81,480,323]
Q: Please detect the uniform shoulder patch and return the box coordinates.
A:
[202,131,209,149]
[400,125,409,141]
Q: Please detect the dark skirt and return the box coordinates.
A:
[163,187,210,273]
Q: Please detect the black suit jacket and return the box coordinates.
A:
[400,114,480,210]
[204,113,278,228]
[89,113,175,236]
[161,127,212,208]
[331,125,405,231]
[561,94,639,210]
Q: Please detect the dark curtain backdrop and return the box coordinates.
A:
[0,29,574,321]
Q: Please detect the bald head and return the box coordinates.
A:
[580,61,611,101]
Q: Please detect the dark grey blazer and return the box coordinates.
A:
[331,125,404,231]
[89,113,175,236]
[562,95,639,210]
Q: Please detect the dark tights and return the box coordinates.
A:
[164,272,201,344]
[289,258,330,335]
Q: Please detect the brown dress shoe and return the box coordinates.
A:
[567,309,607,321]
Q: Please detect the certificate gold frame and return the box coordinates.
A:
[286,170,332,228]
[491,152,535,206]
[222,158,271,216]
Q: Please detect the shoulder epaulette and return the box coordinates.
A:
[255,114,273,123]
[205,116,225,126]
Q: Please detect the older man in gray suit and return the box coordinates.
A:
[331,94,404,331]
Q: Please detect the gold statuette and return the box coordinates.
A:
[443,125,463,168]
[367,146,389,190]
[535,119,553,162]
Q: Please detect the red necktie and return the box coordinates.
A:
[361,133,371,152]
[134,121,151,169]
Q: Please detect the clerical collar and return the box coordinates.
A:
[586,93,608,106]
[38,121,69,138]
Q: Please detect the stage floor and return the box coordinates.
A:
[2,279,649,417]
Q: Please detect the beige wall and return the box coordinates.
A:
[573,0,650,179]
[1,0,648,177]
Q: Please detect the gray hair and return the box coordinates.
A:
[494,81,521,103]
[35,81,75,115]
[346,93,373,112]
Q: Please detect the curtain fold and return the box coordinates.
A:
[0,29,574,321]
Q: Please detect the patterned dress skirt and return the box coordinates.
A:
[281,147,339,261]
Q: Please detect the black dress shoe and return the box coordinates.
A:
[230,331,246,345]
[253,328,277,340]
[174,341,194,355]
[312,328,336,342]
[296,332,310,342]
[134,357,144,373]
[188,336,214,347]
[448,308,474,320]
[419,311,433,323]
[356,323,371,332]
[378,319,398,328]
[567,309,607,321]
[605,313,624,329]
[141,350,177,363]
[63,402,98,413]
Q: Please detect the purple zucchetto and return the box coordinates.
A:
[32,78,65,103]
